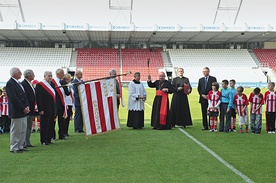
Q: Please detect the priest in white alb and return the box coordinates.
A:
[127,72,147,129]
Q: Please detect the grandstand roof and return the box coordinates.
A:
[0,23,275,43]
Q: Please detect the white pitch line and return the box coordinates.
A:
[123,87,253,182]
[177,128,254,183]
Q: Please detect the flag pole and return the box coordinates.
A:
[147,58,150,76]
[56,71,132,88]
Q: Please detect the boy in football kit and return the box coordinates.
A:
[208,82,221,132]
[249,87,264,134]
[0,87,11,133]
[234,86,249,133]
[264,82,276,134]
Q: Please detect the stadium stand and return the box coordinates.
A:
[167,49,267,83]
[76,48,120,80]
[0,47,72,82]
[0,47,72,67]
[121,48,164,81]
[253,49,276,71]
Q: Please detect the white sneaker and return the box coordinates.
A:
[214,129,217,132]
[268,131,272,134]
[272,131,275,134]
[233,129,236,132]
[209,129,214,132]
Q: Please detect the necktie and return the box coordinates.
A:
[18,82,25,92]
[204,77,208,90]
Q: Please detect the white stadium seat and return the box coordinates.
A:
[167,49,267,83]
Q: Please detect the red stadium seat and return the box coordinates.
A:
[76,48,120,80]
[121,48,164,81]
[253,49,276,71]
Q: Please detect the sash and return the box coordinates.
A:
[156,90,168,125]
[52,78,68,118]
[40,80,56,102]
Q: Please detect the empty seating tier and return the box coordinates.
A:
[0,47,72,67]
[253,49,276,71]
[76,48,120,81]
[121,48,164,81]
[167,49,266,82]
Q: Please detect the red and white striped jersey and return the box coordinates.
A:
[249,93,264,114]
[234,94,249,116]
[264,91,276,112]
[0,96,9,116]
[208,90,221,112]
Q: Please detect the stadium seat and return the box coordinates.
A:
[76,48,120,80]
[121,48,164,81]
[253,49,276,70]
[167,49,266,82]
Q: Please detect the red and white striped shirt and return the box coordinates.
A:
[234,94,249,116]
[0,96,9,116]
[208,90,221,112]
[249,93,264,114]
[264,91,276,112]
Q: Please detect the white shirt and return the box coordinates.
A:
[128,81,147,111]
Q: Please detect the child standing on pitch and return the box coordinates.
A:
[234,86,249,133]
[229,79,237,132]
[208,82,221,132]
[264,82,276,134]
[249,87,264,134]
[219,80,233,132]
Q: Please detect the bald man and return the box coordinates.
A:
[147,72,174,130]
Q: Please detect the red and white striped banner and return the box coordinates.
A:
[79,78,120,136]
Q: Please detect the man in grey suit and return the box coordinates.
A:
[21,69,36,148]
[72,70,84,133]
[6,67,30,153]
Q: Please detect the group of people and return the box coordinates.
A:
[126,66,276,135]
[126,68,193,130]
[2,67,85,153]
[3,66,276,153]
[198,67,275,134]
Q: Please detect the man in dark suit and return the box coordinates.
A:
[22,69,36,148]
[197,67,217,130]
[72,70,84,133]
[52,68,70,140]
[6,67,30,153]
[36,71,56,145]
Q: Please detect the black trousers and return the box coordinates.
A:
[1,115,11,133]
[40,114,54,144]
[200,101,208,129]
[64,106,73,135]
[266,112,276,131]
[57,108,66,138]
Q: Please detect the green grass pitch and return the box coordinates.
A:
[0,87,275,183]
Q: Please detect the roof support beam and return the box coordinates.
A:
[213,0,243,24]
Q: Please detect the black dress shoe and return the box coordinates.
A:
[59,137,67,140]
[202,128,208,130]
[10,150,23,153]
[19,148,28,151]
[26,144,35,147]
[42,142,49,145]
